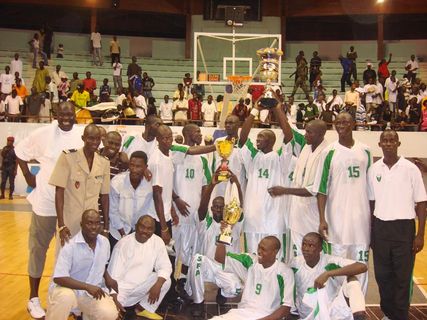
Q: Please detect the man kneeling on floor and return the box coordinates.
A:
[46,210,119,320]
[107,215,172,320]
[291,232,368,319]
[210,235,295,320]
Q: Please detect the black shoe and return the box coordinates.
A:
[216,288,227,305]
[191,301,205,319]
[176,278,192,302]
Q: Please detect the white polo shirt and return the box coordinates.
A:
[368,157,427,221]
[5,95,23,114]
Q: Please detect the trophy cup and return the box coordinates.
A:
[218,195,242,246]
[256,47,283,109]
[216,138,235,181]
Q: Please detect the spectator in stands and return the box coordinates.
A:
[314,93,326,113]
[362,62,377,85]
[134,91,147,121]
[99,78,111,103]
[26,87,44,123]
[173,91,188,125]
[83,71,97,100]
[14,71,25,87]
[91,27,103,66]
[188,93,202,124]
[290,58,310,100]
[201,94,216,127]
[0,66,14,98]
[160,95,173,125]
[173,83,187,101]
[364,77,381,116]
[378,53,392,85]
[232,98,249,122]
[10,53,23,80]
[406,97,421,131]
[56,43,64,58]
[345,82,360,111]
[69,72,82,94]
[57,76,69,102]
[405,54,419,84]
[146,97,157,117]
[142,72,155,99]
[420,99,427,131]
[52,65,67,86]
[40,92,51,123]
[216,94,233,120]
[385,70,399,118]
[46,76,58,115]
[1,136,17,200]
[320,103,336,129]
[295,50,306,66]
[110,35,120,65]
[132,70,143,96]
[303,96,319,124]
[339,55,353,92]
[14,78,28,101]
[5,89,23,122]
[193,71,205,99]
[115,88,126,107]
[309,51,322,91]
[326,89,343,111]
[32,61,49,94]
[41,24,53,60]
[71,84,90,110]
[127,56,142,88]
[284,96,297,125]
[112,56,123,94]
[183,72,192,95]
[30,33,48,69]
[347,46,358,81]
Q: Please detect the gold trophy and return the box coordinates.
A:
[216,138,235,181]
[218,196,242,245]
[256,47,283,109]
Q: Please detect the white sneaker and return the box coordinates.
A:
[27,297,46,319]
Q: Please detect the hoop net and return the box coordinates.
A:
[227,75,252,97]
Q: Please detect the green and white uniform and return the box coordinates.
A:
[210,253,294,320]
[312,140,371,292]
[173,154,211,265]
[240,139,293,259]
[121,135,158,159]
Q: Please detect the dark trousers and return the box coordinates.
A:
[1,169,15,195]
[341,72,352,92]
[351,62,357,80]
[372,217,415,320]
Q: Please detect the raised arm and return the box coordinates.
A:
[238,106,257,147]
[198,170,220,221]
[271,102,293,144]
[187,144,216,155]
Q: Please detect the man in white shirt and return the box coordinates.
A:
[122,115,162,158]
[91,28,103,66]
[5,89,23,121]
[109,151,154,249]
[405,54,419,84]
[173,91,189,126]
[51,64,67,86]
[384,70,399,117]
[108,215,172,320]
[291,232,367,320]
[210,236,294,320]
[16,102,83,319]
[186,173,243,317]
[159,95,173,124]
[201,94,217,127]
[10,53,23,80]
[134,92,147,121]
[313,112,371,293]
[45,210,118,320]
[238,103,294,260]
[285,96,298,124]
[112,57,123,94]
[268,120,329,257]
[368,130,427,320]
[326,89,344,111]
[0,65,14,96]
[363,77,381,116]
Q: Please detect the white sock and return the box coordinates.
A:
[343,280,365,313]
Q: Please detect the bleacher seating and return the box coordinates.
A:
[0,49,421,107]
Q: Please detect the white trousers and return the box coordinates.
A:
[118,272,171,313]
[173,222,197,267]
[210,308,268,320]
[185,254,242,304]
[46,286,118,320]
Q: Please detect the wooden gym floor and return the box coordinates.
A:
[0,197,426,320]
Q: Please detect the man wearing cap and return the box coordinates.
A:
[362,62,377,85]
[1,136,17,199]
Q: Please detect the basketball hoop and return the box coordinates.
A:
[227,75,252,97]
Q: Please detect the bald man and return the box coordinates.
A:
[208,235,294,320]
[49,124,111,246]
[313,112,371,293]
[269,120,329,257]
[46,210,118,320]
[108,215,172,320]
[237,101,294,260]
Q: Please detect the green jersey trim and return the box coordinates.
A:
[226,252,253,269]
[123,136,135,149]
[201,156,212,184]
[318,149,335,194]
[170,144,189,153]
[205,214,213,229]
[277,274,285,304]
[324,263,341,272]
[244,139,258,159]
[365,149,371,171]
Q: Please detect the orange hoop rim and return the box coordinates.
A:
[227,75,252,84]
